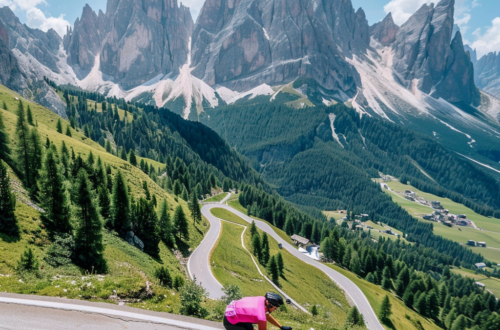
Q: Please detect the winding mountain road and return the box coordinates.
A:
[189,204,384,330]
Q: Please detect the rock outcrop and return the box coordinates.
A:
[370,13,399,46]
[98,0,193,89]
[191,0,371,100]
[0,19,25,93]
[0,6,66,117]
[63,4,106,79]
[391,0,480,106]
[474,51,500,99]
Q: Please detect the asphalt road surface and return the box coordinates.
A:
[190,204,385,330]
[0,293,223,330]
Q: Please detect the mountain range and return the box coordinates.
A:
[0,0,500,167]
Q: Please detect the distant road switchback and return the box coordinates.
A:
[189,204,385,330]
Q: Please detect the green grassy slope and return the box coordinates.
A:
[384,181,500,263]
[0,84,209,312]
[204,192,228,203]
[211,208,441,330]
[210,209,353,330]
[386,181,500,232]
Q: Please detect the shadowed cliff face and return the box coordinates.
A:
[65,0,194,90]
[474,51,500,99]
[190,0,370,99]
[63,4,106,79]
[370,13,399,46]
[0,20,25,93]
[390,0,480,106]
[0,7,67,117]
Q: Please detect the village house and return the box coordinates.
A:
[477,242,487,247]
[291,234,310,247]
[467,240,477,247]
[475,263,487,270]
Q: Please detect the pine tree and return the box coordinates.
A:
[261,232,270,265]
[181,186,188,201]
[27,129,43,196]
[284,216,294,235]
[345,306,364,327]
[403,290,414,307]
[105,140,112,153]
[159,199,175,247]
[18,247,38,271]
[382,266,393,290]
[65,126,72,137]
[129,149,137,166]
[415,293,428,316]
[27,106,34,125]
[98,185,111,222]
[450,315,467,330]
[250,220,258,237]
[276,252,284,277]
[143,181,151,200]
[74,169,107,273]
[188,192,201,225]
[155,266,172,288]
[0,161,18,236]
[135,198,160,257]
[252,234,261,260]
[311,305,318,316]
[222,178,231,192]
[173,205,189,241]
[111,171,131,235]
[56,118,63,133]
[15,100,32,188]
[2,100,7,110]
[267,255,279,285]
[120,148,127,161]
[427,290,439,320]
[38,148,72,234]
[173,180,182,196]
[444,308,458,329]
[0,111,11,163]
[379,295,392,320]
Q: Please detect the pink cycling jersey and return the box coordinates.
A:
[225,296,267,324]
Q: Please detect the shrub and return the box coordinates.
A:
[155,266,172,288]
[180,278,208,318]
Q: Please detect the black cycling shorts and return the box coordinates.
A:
[223,316,254,330]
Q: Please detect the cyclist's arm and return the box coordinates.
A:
[266,314,282,328]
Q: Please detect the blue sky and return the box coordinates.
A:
[1,0,499,57]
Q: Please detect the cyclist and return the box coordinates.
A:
[223,292,292,330]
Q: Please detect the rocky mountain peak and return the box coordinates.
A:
[474,51,500,99]
[191,0,369,100]
[63,4,104,79]
[391,0,479,106]
[97,0,193,90]
[370,13,399,46]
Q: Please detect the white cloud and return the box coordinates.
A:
[0,0,46,11]
[384,0,433,25]
[384,0,478,33]
[471,17,500,57]
[0,0,69,37]
[178,0,206,20]
[26,7,69,37]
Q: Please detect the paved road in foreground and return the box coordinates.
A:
[0,293,223,330]
[190,204,384,330]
